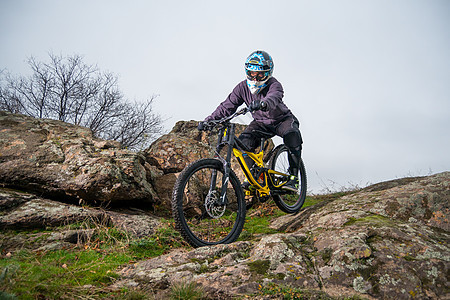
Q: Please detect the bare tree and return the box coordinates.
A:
[0,53,164,150]
[103,96,164,150]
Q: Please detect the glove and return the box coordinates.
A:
[249,100,267,112]
[197,121,207,131]
[198,120,215,131]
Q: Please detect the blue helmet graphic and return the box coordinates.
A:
[244,50,274,76]
[245,50,274,94]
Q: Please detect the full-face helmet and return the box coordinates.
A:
[245,50,274,94]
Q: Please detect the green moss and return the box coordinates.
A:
[321,248,333,264]
[303,196,324,208]
[247,259,271,275]
[403,255,417,261]
[258,282,338,299]
[344,214,396,227]
[197,263,213,274]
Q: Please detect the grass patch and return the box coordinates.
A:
[129,225,186,259]
[0,220,187,299]
[238,202,281,241]
[303,195,323,208]
[239,194,332,242]
[170,281,204,300]
[0,249,130,299]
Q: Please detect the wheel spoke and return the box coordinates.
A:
[172,159,245,247]
[269,145,307,214]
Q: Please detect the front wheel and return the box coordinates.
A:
[269,145,307,214]
[171,158,246,248]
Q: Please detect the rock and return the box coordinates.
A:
[145,120,214,174]
[271,172,450,298]
[106,209,161,238]
[0,188,162,253]
[152,173,178,216]
[0,190,105,229]
[1,111,448,298]
[146,120,273,173]
[0,188,38,211]
[145,120,274,211]
[350,172,450,231]
[0,113,273,212]
[0,111,157,206]
[118,242,254,297]
[116,172,449,299]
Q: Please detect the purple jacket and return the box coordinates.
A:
[205,77,294,125]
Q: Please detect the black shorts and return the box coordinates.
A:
[239,116,302,152]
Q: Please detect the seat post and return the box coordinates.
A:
[260,138,265,152]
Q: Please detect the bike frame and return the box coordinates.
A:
[211,108,291,204]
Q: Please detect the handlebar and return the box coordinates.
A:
[203,107,249,131]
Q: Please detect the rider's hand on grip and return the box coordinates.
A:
[197,121,207,131]
[198,121,214,131]
[249,100,267,112]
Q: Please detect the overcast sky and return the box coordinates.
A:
[1,0,449,193]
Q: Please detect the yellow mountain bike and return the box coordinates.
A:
[172,107,307,247]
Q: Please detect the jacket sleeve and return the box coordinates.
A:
[205,83,245,121]
[262,80,284,110]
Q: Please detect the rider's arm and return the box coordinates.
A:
[260,79,284,111]
[205,83,245,121]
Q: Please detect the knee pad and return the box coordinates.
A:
[283,131,303,155]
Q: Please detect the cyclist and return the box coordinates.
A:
[198,50,303,192]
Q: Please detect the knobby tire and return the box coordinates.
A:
[171,158,246,248]
[269,145,307,214]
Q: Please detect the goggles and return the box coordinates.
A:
[246,70,269,82]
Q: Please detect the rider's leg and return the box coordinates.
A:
[283,131,302,175]
[239,122,267,191]
[238,121,264,172]
[277,117,303,177]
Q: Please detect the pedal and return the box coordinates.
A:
[282,176,299,193]
[281,185,299,193]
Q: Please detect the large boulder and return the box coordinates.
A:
[272,172,450,232]
[0,188,162,253]
[145,120,251,174]
[146,120,274,213]
[0,111,157,206]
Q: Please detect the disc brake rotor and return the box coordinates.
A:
[204,190,226,218]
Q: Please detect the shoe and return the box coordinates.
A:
[242,180,255,191]
[242,181,251,191]
[282,176,299,192]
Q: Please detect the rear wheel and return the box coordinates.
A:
[171,159,246,248]
[269,145,307,214]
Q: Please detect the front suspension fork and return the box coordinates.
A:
[211,124,236,206]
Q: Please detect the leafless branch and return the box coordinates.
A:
[0,53,164,150]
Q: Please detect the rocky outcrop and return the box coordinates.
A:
[0,188,160,235]
[145,120,214,174]
[146,120,273,213]
[1,112,449,299]
[0,111,158,206]
[117,172,450,299]
[0,113,269,212]
[146,120,273,175]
